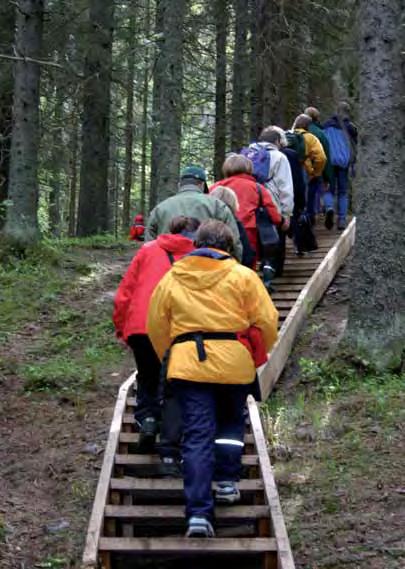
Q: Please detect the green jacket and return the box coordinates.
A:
[308,122,333,183]
[145,185,243,261]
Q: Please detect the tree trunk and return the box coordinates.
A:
[249,0,260,140]
[344,0,405,370]
[0,2,15,228]
[252,0,272,138]
[140,0,151,215]
[150,0,186,205]
[4,0,44,245]
[68,111,79,237]
[213,0,228,179]
[122,3,137,232]
[77,0,115,237]
[48,86,64,237]
[231,0,248,152]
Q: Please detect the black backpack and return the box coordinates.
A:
[255,184,280,258]
[293,212,318,254]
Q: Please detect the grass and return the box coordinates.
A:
[0,236,129,394]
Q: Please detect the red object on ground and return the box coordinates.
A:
[113,234,195,341]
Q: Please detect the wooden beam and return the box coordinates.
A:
[248,397,295,569]
[110,478,263,492]
[259,219,356,399]
[104,505,270,521]
[82,374,136,568]
[119,430,255,444]
[115,454,259,466]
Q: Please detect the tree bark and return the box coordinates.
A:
[122,3,137,232]
[140,0,151,215]
[150,0,186,205]
[213,0,228,180]
[4,0,44,245]
[231,0,248,152]
[0,2,15,228]
[48,86,64,237]
[344,0,405,369]
[77,0,115,237]
[68,111,79,237]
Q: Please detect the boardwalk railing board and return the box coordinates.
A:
[259,218,356,399]
[82,221,356,569]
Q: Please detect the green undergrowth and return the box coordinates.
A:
[0,237,131,394]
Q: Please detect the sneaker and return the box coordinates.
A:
[262,264,276,292]
[215,481,241,504]
[158,457,183,478]
[325,208,334,230]
[337,219,346,231]
[136,416,158,453]
[186,516,215,538]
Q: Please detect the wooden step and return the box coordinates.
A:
[104,504,270,521]
[119,430,255,445]
[110,478,263,492]
[115,454,259,466]
[99,536,277,553]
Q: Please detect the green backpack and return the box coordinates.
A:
[286,131,306,162]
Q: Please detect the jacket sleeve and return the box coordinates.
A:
[112,252,141,339]
[260,183,282,225]
[308,134,327,179]
[244,271,279,352]
[145,206,158,241]
[146,274,172,360]
[273,154,294,218]
[216,201,243,262]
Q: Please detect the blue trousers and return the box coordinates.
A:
[173,380,250,521]
[323,166,349,223]
[307,176,323,218]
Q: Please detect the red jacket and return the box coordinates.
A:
[113,234,195,340]
[210,173,282,230]
[129,224,145,241]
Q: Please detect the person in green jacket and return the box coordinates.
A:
[145,166,243,261]
[305,107,333,224]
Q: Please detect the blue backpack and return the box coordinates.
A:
[324,126,351,168]
[240,144,271,184]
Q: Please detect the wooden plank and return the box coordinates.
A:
[248,397,295,569]
[110,478,263,492]
[104,505,270,521]
[99,537,277,553]
[82,373,136,568]
[259,218,355,399]
[115,454,259,466]
[119,430,255,445]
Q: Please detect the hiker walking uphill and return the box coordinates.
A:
[147,220,279,538]
[304,107,333,223]
[323,102,358,230]
[145,166,243,261]
[113,216,200,477]
[290,114,327,184]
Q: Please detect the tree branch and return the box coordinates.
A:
[0,53,63,69]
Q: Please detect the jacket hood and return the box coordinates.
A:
[156,233,195,255]
[170,251,235,290]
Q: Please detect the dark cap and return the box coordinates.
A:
[180,165,207,182]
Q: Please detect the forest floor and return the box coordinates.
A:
[0,240,404,569]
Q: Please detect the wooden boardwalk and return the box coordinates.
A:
[82,219,356,569]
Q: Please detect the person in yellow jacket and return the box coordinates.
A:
[293,113,327,180]
[147,220,278,538]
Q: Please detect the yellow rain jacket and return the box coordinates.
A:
[295,128,327,179]
[147,250,279,385]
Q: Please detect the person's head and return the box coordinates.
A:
[222,154,253,178]
[210,186,239,216]
[194,220,235,254]
[179,165,208,193]
[304,107,320,122]
[292,114,312,130]
[134,214,144,222]
[258,127,282,147]
[337,101,351,119]
[169,216,201,237]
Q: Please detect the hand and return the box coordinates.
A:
[281,217,290,232]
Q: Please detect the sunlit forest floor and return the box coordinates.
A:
[0,243,404,569]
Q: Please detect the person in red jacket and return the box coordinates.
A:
[113,216,200,476]
[129,214,145,241]
[210,154,282,270]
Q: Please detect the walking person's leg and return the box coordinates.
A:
[173,380,216,536]
[336,167,349,229]
[127,334,161,452]
[323,167,337,229]
[157,381,183,477]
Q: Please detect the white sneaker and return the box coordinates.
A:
[215,481,241,504]
[186,516,215,537]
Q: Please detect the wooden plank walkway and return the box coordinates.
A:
[82,219,355,569]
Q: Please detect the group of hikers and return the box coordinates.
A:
[115,102,357,538]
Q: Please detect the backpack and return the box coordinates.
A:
[255,184,280,258]
[323,126,351,168]
[240,144,271,184]
[285,131,306,162]
[293,212,318,254]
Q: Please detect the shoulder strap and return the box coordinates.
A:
[256,183,264,207]
[166,251,175,265]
